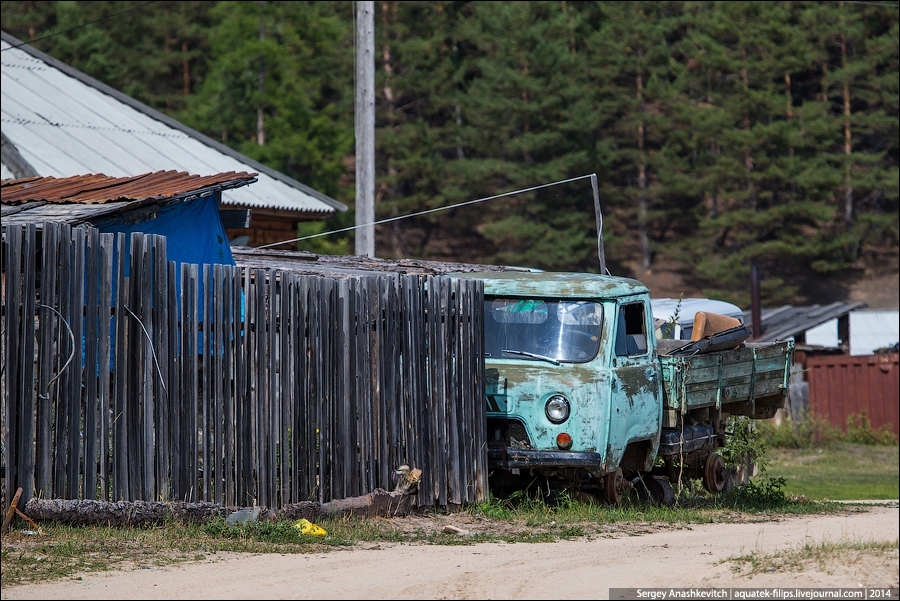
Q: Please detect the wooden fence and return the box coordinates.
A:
[1,222,488,512]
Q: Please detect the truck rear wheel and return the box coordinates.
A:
[702,453,727,493]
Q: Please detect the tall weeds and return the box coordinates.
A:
[758,411,896,448]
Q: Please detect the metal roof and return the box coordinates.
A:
[849,310,900,355]
[231,246,532,279]
[651,297,744,325]
[742,301,869,343]
[1,31,346,216]
[234,247,646,296]
[460,271,650,299]
[1,170,257,226]
[806,310,900,355]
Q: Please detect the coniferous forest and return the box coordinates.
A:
[2,1,898,306]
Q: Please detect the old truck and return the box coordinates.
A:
[461,270,793,506]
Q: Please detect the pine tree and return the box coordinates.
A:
[584,1,687,277]
[670,2,845,305]
[374,1,606,269]
[2,1,895,295]
[181,1,354,200]
[805,0,899,268]
[2,1,216,114]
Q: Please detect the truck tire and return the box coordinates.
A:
[702,453,727,494]
[604,467,625,505]
[646,476,675,507]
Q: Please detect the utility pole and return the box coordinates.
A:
[355,1,375,257]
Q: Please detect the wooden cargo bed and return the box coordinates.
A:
[658,340,794,418]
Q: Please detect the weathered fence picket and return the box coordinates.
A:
[2,222,488,513]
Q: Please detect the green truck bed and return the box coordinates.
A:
[658,341,794,419]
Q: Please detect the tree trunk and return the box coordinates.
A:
[709,142,719,219]
[24,499,236,527]
[23,489,417,527]
[785,72,794,158]
[181,3,191,97]
[182,40,191,96]
[281,488,416,521]
[637,162,650,273]
[382,2,403,259]
[257,11,266,146]
[784,72,793,120]
[741,44,756,211]
[841,31,853,229]
[636,57,651,273]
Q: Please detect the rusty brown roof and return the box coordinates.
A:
[1,170,257,205]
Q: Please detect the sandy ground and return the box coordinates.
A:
[2,505,898,600]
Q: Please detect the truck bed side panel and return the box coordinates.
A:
[659,341,794,415]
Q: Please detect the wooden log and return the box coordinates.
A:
[279,488,415,521]
[23,488,417,527]
[24,499,249,526]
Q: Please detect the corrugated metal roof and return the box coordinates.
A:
[848,310,900,355]
[742,301,868,342]
[1,170,257,226]
[2,170,256,204]
[808,310,900,355]
[1,31,347,216]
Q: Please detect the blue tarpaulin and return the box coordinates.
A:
[97,192,237,333]
[97,192,235,268]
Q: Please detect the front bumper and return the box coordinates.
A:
[488,446,603,469]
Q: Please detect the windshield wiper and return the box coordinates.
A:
[501,349,560,365]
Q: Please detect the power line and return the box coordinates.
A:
[842,1,899,6]
[258,174,596,250]
[2,2,157,52]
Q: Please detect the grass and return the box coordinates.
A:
[2,489,837,588]
[3,442,896,588]
[765,443,899,500]
[1,522,214,586]
[725,538,900,576]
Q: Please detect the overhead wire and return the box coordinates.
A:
[2,2,157,51]
[257,174,597,249]
[841,1,898,6]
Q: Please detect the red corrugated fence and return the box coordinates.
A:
[807,353,899,437]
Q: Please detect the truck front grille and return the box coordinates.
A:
[487,418,531,448]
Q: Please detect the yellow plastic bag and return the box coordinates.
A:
[293,518,327,537]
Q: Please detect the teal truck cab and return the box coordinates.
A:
[462,270,793,506]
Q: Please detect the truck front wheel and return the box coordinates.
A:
[604,467,626,505]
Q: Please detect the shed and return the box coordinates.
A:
[738,301,900,431]
[742,302,868,352]
[805,310,900,356]
[1,170,257,269]
[1,30,346,248]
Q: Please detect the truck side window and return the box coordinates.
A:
[615,302,648,357]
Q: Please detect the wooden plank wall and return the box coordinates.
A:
[1,222,488,511]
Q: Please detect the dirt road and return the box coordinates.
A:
[2,505,897,600]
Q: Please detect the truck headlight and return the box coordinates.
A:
[545,394,570,424]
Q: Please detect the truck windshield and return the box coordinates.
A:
[483,298,603,363]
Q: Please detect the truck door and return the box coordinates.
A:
[607,299,661,469]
